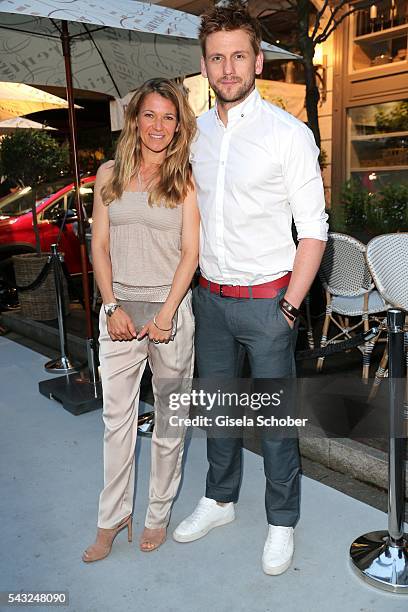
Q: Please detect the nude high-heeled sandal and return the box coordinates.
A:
[139,526,166,552]
[82,515,133,563]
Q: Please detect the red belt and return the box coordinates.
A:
[199,273,291,299]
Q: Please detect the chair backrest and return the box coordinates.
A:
[366,233,408,310]
[319,232,373,296]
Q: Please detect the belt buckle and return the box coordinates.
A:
[219,284,232,297]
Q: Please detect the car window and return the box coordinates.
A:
[0,187,34,216]
[80,185,95,218]
[42,195,66,221]
[68,184,95,219]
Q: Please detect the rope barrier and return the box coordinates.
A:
[14,258,52,292]
[295,326,380,361]
[1,260,387,360]
[3,253,82,305]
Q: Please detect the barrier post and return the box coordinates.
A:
[350,309,408,593]
[44,244,77,373]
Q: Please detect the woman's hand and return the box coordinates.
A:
[107,308,137,341]
[137,312,173,344]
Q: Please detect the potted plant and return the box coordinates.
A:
[372,184,408,233]
[336,179,374,242]
[331,180,408,242]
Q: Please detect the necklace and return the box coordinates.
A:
[137,166,159,192]
[136,170,144,192]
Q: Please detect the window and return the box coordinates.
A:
[351,1,408,72]
[67,184,95,218]
[347,99,408,190]
[0,187,34,217]
[79,185,94,218]
[42,194,66,221]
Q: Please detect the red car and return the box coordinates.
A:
[0,176,95,277]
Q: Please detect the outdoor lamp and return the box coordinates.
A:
[313,44,328,104]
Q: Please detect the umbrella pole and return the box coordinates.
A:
[61,21,99,385]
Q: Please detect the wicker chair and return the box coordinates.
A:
[317,232,388,380]
[365,233,408,401]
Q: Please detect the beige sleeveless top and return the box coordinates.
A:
[109,191,182,302]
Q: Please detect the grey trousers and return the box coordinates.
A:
[97,292,195,529]
[193,284,301,527]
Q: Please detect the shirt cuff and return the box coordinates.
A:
[295,217,329,241]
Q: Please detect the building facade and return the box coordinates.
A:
[331,1,408,202]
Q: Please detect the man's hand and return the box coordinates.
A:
[107,308,137,341]
[282,311,295,329]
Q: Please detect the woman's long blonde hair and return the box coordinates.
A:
[101,78,196,208]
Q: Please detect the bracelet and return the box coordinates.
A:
[153,315,173,332]
[279,298,299,319]
[281,307,296,322]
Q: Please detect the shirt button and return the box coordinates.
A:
[241,113,244,117]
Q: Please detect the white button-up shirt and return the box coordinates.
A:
[190,88,328,286]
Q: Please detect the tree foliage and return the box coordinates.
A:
[0,129,69,187]
[336,179,408,234]
[0,130,69,252]
[247,0,373,149]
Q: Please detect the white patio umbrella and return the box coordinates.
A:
[0,82,71,120]
[0,0,299,384]
[0,1,299,97]
[0,116,57,133]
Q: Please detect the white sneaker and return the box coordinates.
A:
[262,525,294,575]
[173,497,235,543]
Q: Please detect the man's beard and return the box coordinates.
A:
[211,75,255,105]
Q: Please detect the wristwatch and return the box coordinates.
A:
[104,302,121,317]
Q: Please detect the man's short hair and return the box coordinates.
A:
[199,1,262,57]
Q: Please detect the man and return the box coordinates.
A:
[173,3,328,575]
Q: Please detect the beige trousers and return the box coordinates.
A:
[97,292,195,529]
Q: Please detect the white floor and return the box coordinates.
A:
[0,336,407,612]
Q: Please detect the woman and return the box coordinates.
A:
[83,78,199,561]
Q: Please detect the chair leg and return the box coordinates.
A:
[317,293,332,373]
[304,292,314,350]
[368,347,388,402]
[404,375,408,434]
[368,317,405,402]
[404,327,408,426]
[362,294,370,382]
[362,336,375,383]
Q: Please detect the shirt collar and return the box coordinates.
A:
[214,87,261,128]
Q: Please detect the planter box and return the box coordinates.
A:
[12,253,69,321]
